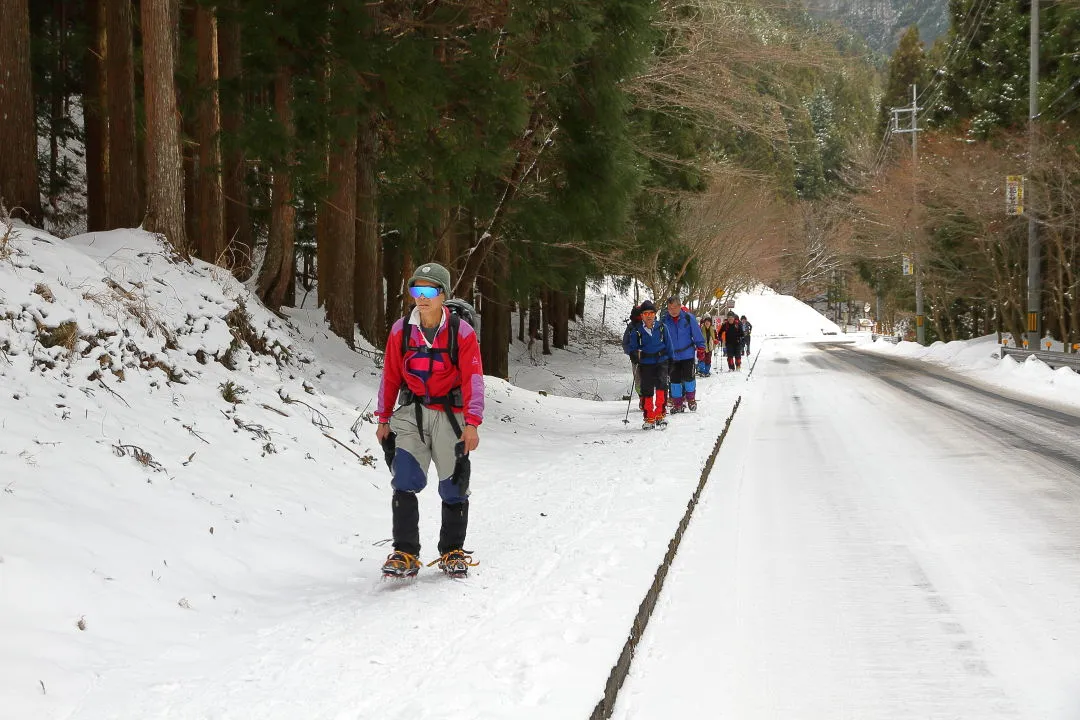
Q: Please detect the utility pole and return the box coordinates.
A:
[876,289,883,333]
[1026,0,1041,349]
[892,84,925,344]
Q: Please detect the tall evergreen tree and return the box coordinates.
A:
[141,0,188,252]
[194,3,225,263]
[877,25,927,135]
[105,0,141,228]
[256,62,296,311]
[320,96,358,343]
[354,112,381,343]
[0,0,43,225]
[84,0,108,231]
[218,2,252,277]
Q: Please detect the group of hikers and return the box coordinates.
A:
[621,296,752,429]
[371,262,755,578]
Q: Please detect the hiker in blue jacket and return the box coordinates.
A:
[627,300,673,429]
[661,296,706,412]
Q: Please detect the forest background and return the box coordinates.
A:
[1,0,1077,374]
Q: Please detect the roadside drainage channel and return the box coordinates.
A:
[589,393,744,719]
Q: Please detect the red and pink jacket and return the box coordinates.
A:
[376,307,485,427]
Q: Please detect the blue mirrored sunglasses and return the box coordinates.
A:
[409,285,442,299]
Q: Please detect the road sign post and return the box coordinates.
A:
[1006,176,1024,216]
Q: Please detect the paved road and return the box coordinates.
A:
[614,340,1080,720]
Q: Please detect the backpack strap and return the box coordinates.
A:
[396,309,465,443]
[673,315,695,354]
[399,310,459,366]
[636,324,668,360]
[448,312,460,367]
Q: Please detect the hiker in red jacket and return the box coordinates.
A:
[376,262,484,578]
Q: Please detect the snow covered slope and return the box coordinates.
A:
[732,286,842,337]
[0,226,747,719]
[508,278,638,402]
[861,334,1080,410]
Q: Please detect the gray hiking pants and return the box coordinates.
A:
[389,403,469,503]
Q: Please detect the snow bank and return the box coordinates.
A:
[861,334,1080,410]
[731,285,842,337]
[0,224,387,717]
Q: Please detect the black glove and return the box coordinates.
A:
[452,440,471,491]
[380,432,396,471]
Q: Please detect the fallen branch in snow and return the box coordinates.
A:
[351,346,384,369]
[278,390,331,430]
[112,443,164,471]
[98,379,131,408]
[232,417,271,441]
[182,424,209,444]
[323,433,379,473]
[350,401,375,439]
[260,403,289,417]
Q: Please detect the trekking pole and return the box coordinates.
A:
[622,372,634,424]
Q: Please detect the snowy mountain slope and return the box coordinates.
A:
[0,225,747,719]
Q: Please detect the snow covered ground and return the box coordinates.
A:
[0,228,749,719]
[6,225,1076,720]
[861,334,1080,411]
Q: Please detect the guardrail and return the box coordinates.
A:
[1000,346,1080,372]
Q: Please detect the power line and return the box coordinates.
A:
[915,0,994,106]
[916,0,996,122]
[871,0,994,179]
[1036,77,1080,119]
[868,0,994,181]
[1051,96,1080,122]
[869,124,894,175]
